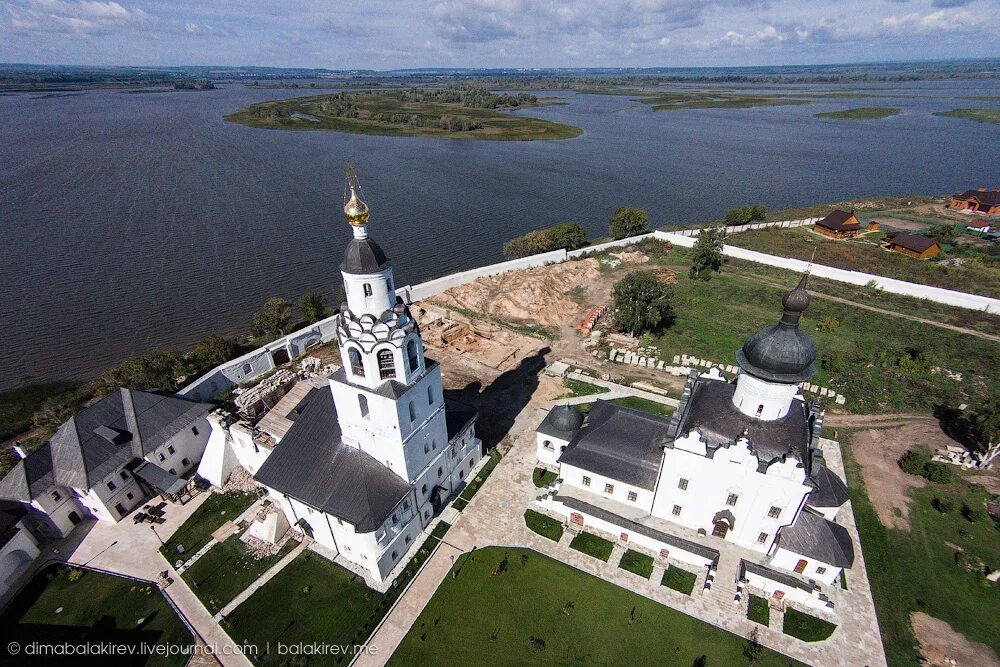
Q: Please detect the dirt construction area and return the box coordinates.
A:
[912,612,1000,667]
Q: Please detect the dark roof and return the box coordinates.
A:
[0,389,212,498]
[538,405,585,439]
[254,386,411,532]
[816,210,860,231]
[555,494,719,562]
[736,275,817,384]
[806,464,850,508]
[885,232,939,253]
[0,500,28,549]
[777,509,855,567]
[341,237,390,274]
[954,189,1000,206]
[740,559,813,592]
[672,379,811,463]
[444,399,478,442]
[557,400,671,491]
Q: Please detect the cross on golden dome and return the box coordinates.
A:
[343,161,369,226]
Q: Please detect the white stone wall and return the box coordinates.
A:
[771,546,841,586]
[146,417,211,476]
[536,431,570,468]
[79,468,146,522]
[742,568,829,613]
[559,464,656,513]
[731,373,803,420]
[0,525,41,598]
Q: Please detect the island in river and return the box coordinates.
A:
[224,87,582,140]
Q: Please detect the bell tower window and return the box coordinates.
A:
[358,395,369,418]
[363,283,373,297]
[349,348,364,377]
[756,404,764,417]
[378,349,396,380]
[407,340,419,373]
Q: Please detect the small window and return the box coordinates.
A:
[51,491,62,502]
[408,402,416,422]
[191,426,199,436]
[424,442,429,454]
[432,441,437,450]
[678,478,688,491]
[392,514,398,525]
[405,535,411,545]
[363,283,373,297]
[628,491,638,502]
[403,500,410,511]
[182,457,190,466]
[437,467,443,478]
[604,483,614,494]
[391,550,398,561]
[359,394,369,418]
[768,506,782,519]
[378,349,396,380]
[582,476,591,487]
[349,348,364,377]
[726,493,739,507]
[757,532,769,544]
[816,566,827,575]
[543,440,553,450]
[120,471,128,481]
[459,470,464,479]
[167,445,175,455]
[107,481,117,492]
[672,505,682,516]
[756,404,764,417]
[408,340,420,373]
[169,468,176,475]
[421,484,427,495]
[126,492,134,501]
[427,385,434,405]
[337,517,343,525]
[158,452,166,462]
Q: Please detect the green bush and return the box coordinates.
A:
[661,565,697,595]
[612,272,675,336]
[609,207,650,240]
[723,205,767,227]
[503,222,587,259]
[923,462,955,484]
[898,449,931,476]
[532,468,558,488]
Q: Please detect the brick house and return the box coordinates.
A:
[949,188,1000,216]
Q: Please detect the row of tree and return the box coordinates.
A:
[502,222,587,259]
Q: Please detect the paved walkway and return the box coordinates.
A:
[559,371,680,407]
[216,539,309,619]
[358,396,886,667]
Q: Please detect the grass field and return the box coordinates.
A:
[782,607,838,642]
[815,107,901,120]
[0,565,192,667]
[661,565,698,595]
[160,491,258,563]
[748,594,771,626]
[569,531,615,561]
[182,535,298,613]
[933,108,1000,125]
[532,467,558,488]
[562,377,606,397]
[842,437,1000,664]
[389,547,802,666]
[225,92,582,140]
[524,509,564,542]
[618,549,654,578]
[635,91,812,111]
[609,395,675,417]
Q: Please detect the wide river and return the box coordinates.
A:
[1,81,998,388]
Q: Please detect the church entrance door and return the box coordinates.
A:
[712,520,730,538]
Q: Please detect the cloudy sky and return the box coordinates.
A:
[3,0,999,69]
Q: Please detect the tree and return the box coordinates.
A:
[190,337,242,370]
[300,292,329,324]
[743,627,763,666]
[611,272,675,336]
[609,207,650,240]
[251,298,294,341]
[689,225,726,280]
[723,205,767,227]
[503,230,554,259]
[898,449,931,476]
[970,391,1000,450]
[546,222,587,251]
[927,223,957,245]
[92,351,183,396]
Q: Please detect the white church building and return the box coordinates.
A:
[200,177,482,584]
[536,275,853,607]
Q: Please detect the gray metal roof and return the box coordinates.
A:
[253,385,412,532]
[0,389,212,498]
[806,464,850,508]
[330,359,440,401]
[341,237,390,274]
[777,509,855,568]
[672,378,811,464]
[555,493,720,562]
[737,275,817,384]
[740,559,813,592]
[557,400,670,491]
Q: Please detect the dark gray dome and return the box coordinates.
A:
[341,237,390,274]
[548,405,584,432]
[736,273,817,383]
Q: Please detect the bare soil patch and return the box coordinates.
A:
[868,215,931,232]
[912,612,1000,667]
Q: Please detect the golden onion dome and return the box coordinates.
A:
[344,185,369,225]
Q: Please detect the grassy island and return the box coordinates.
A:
[933,108,1000,125]
[636,91,811,111]
[815,106,901,120]
[224,87,582,140]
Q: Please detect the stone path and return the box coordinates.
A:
[215,539,309,619]
[357,397,887,667]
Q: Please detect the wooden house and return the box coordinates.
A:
[815,210,862,239]
[883,232,941,260]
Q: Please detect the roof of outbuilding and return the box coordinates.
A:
[777,508,855,568]
[557,400,671,491]
[253,385,412,532]
[341,237,390,274]
[885,232,940,253]
[806,464,851,508]
[816,209,860,231]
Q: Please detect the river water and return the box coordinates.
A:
[1,81,998,387]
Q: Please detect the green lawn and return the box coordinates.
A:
[160,491,258,563]
[618,549,654,579]
[524,509,565,542]
[782,607,837,642]
[182,535,298,613]
[562,377,606,398]
[390,547,801,666]
[0,565,193,667]
[609,395,675,417]
[748,594,771,626]
[532,467,558,488]
[842,438,1000,664]
[569,531,615,561]
[661,565,698,595]
[453,448,501,510]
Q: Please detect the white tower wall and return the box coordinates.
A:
[731,371,801,420]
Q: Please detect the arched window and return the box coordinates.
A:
[407,339,419,373]
[358,395,369,418]
[363,283,373,297]
[349,348,364,377]
[377,349,396,380]
[755,404,764,417]
[427,385,434,405]
[408,401,416,423]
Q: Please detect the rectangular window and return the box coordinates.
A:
[726,493,739,507]
[120,471,128,481]
[126,492,134,501]
[604,483,614,494]
[167,445,175,455]
[768,506,782,519]
[191,426,199,436]
[678,478,688,490]
[107,481,116,492]
[672,505,682,516]
[158,452,166,462]
[182,458,190,467]
[628,491,638,502]
[816,566,827,575]
[51,491,62,502]
[582,476,591,487]
[757,532,768,544]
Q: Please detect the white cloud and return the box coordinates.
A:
[9,0,151,35]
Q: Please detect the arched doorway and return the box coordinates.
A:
[712,509,736,539]
[67,511,81,525]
